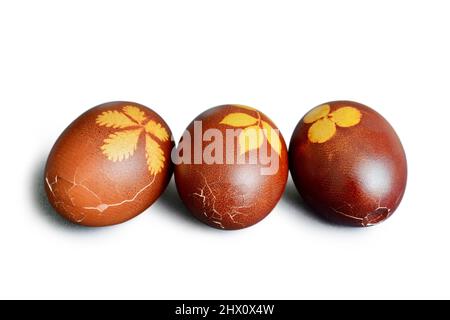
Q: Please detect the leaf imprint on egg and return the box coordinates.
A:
[96,105,168,175]
[219,106,283,156]
[304,105,362,143]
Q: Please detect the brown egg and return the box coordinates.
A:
[45,101,174,227]
[289,101,407,226]
[174,104,289,230]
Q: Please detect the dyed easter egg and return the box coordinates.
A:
[45,101,174,226]
[289,101,407,226]
[174,104,289,230]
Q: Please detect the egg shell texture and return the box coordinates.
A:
[289,101,407,226]
[45,101,174,226]
[174,105,289,230]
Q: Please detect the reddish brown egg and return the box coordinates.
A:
[289,101,407,226]
[45,101,174,226]
[174,104,289,230]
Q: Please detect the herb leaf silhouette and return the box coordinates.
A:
[96,106,169,175]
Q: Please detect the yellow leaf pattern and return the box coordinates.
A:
[96,110,137,128]
[308,118,336,143]
[96,106,168,175]
[303,104,330,124]
[220,113,258,127]
[262,121,282,156]
[219,107,283,157]
[145,120,169,142]
[330,107,361,127]
[304,105,362,143]
[123,105,147,124]
[145,134,165,175]
[101,129,143,162]
[238,126,264,155]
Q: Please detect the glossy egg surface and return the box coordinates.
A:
[174,104,289,230]
[289,101,407,226]
[45,101,174,226]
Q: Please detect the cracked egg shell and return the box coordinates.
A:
[174,104,289,230]
[289,101,407,227]
[44,101,174,227]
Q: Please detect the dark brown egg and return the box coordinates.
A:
[174,104,289,230]
[45,101,174,227]
[289,101,407,226]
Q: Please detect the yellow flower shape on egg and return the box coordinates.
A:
[96,106,169,175]
[219,106,282,156]
[304,104,362,143]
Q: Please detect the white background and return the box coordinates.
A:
[0,0,449,300]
